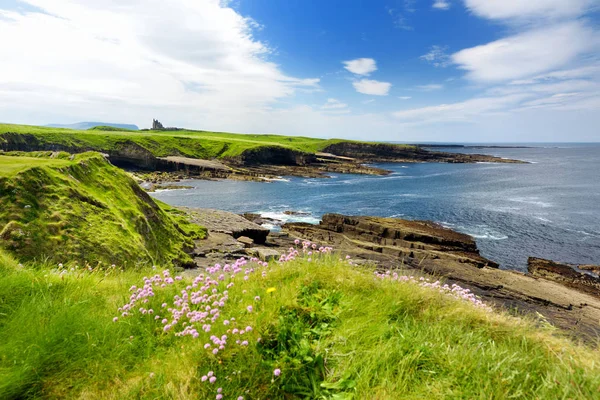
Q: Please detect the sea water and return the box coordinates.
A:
[151,144,600,271]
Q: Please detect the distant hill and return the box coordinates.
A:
[46,122,139,130]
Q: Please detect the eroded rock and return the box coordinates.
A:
[528,257,600,297]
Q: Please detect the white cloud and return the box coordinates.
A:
[343,58,377,76]
[416,84,444,91]
[464,0,595,21]
[0,0,318,128]
[393,94,532,122]
[452,22,598,83]
[322,98,348,110]
[420,45,451,67]
[362,99,375,104]
[433,1,451,10]
[353,79,392,96]
[398,96,412,100]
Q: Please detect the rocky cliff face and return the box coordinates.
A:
[323,142,525,164]
[234,146,317,166]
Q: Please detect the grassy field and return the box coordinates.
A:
[0,152,205,266]
[1,245,599,399]
[0,153,74,177]
[0,123,414,160]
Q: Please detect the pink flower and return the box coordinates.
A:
[112,317,118,322]
[201,375,208,382]
[247,305,253,312]
[216,395,223,400]
[209,376,217,384]
[274,368,281,376]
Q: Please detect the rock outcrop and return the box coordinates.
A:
[285,214,498,269]
[528,257,600,297]
[280,214,600,341]
[322,142,526,164]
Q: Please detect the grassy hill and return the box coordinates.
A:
[0,123,415,161]
[1,246,598,399]
[0,151,205,266]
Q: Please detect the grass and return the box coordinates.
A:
[0,123,416,160]
[0,152,205,267]
[0,153,73,177]
[1,246,598,399]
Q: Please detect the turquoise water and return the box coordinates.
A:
[151,144,600,271]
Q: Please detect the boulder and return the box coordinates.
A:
[247,248,280,261]
[237,236,254,247]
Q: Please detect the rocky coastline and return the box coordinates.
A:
[184,208,600,342]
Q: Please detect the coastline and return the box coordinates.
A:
[182,207,600,342]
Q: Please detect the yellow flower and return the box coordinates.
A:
[266,287,276,293]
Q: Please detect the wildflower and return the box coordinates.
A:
[266,287,276,293]
[149,372,155,378]
[216,395,223,400]
[238,397,244,400]
[209,376,217,384]
[201,375,208,382]
[241,340,248,346]
[217,388,222,393]
[247,305,253,312]
[274,368,281,376]
[346,255,351,259]
[254,296,260,301]
[112,317,118,322]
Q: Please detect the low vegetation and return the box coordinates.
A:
[0,152,204,266]
[0,123,415,160]
[1,243,599,399]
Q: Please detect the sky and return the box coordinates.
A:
[0,0,599,142]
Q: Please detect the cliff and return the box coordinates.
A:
[0,124,525,181]
[0,151,205,266]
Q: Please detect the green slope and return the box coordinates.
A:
[0,152,205,266]
[0,123,415,160]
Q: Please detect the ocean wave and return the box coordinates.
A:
[439,222,508,241]
[508,197,553,208]
[258,211,321,225]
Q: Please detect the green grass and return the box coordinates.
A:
[1,248,598,399]
[0,154,73,177]
[0,123,415,160]
[0,152,205,267]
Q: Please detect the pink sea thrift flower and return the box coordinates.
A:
[247,305,253,312]
[209,376,217,384]
[274,368,281,376]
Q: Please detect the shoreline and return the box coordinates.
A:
[182,207,600,342]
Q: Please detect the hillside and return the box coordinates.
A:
[46,122,140,131]
[1,245,599,399]
[0,151,205,266]
[0,124,522,176]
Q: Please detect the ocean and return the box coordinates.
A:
[151,144,600,271]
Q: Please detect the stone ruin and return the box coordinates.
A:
[152,119,164,130]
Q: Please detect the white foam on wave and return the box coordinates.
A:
[258,211,321,225]
[508,197,553,208]
[439,222,508,241]
[261,177,290,182]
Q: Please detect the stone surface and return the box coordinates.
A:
[246,247,280,261]
[237,236,254,247]
[181,208,269,244]
[528,257,600,297]
[579,264,600,274]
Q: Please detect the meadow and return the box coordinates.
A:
[1,243,599,399]
[0,123,415,160]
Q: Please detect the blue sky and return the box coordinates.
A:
[0,0,599,142]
